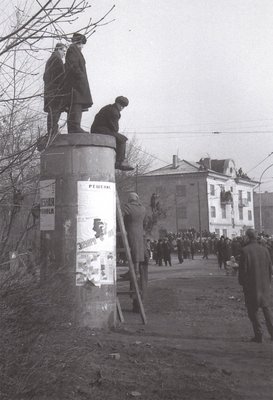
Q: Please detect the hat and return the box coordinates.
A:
[72,33,87,44]
[245,229,256,240]
[128,192,139,202]
[55,42,65,51]
[115,96,129,107]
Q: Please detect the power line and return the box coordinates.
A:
[247,152,273,174]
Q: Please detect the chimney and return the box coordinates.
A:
[202,157,211,170]
[172,155,178,169]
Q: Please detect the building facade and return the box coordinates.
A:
[137,156,257,238]
[253,191,273,235]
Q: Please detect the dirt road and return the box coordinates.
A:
[1,255,272,399]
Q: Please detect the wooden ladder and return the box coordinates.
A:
[116,194,147,325]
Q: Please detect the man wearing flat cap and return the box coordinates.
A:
[90,96,133,171]
[239,229,273,343]
[64,33,93,133]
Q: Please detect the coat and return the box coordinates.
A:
[123,200,146,263]
[91,103,120,135]
[239,239,272,309]
[43,51,65,112]
[64,44,93,108]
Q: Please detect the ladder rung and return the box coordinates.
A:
[117,247,125,252]
[117,291,135,295]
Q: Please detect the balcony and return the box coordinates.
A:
[220,190,233,205]
[238,198,249,207]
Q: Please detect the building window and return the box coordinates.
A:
[210,206,216,218]
[215,228,220,237]
[230,186,233,192]
[210,184,215,196]
[223,229,227,237]
[238,190,243,201]
[176,185,186,197]
[221,205,226,219]
[177,206,187,219]
[239,207,243,220]
[247,191,251,202]
[248,210,252,221]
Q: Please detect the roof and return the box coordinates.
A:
[143,159,202,177]
[210,159,226,173]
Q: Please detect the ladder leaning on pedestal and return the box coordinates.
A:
[116,194,147,325]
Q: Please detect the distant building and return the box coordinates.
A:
[137,156,257,238]
[253,191,273,235]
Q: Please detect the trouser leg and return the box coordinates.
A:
[262,306,273,337]
[67,103,82,133]
[139,262,148,301]
[115,133,127,162]
[247,304,262,339]
[47,107,61,137]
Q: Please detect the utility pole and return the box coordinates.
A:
[175,192,179,233]
[135,164,138,193]
[197,181,202,244]
[259,163,273,232]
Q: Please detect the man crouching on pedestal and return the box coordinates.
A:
[90,96,134,171]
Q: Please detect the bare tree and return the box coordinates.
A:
[116,136,154,197]
[0,1,115,262]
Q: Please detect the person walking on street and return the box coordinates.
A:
[190,239,195,260]
[157,239,163,266]
[239,229,273,343]
[202,239,209,260]
[177,236,184,264]
[223,237,232,270]
[162,238,172,266]
[217,236,225,269]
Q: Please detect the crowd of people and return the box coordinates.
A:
[146,230,273,270]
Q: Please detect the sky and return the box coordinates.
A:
[2,0,273,191]
[80,0,273,191]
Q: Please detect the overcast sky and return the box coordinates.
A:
[5,0,273,190]
[80,0,273,191]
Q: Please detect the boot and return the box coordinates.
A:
[115,158,134,171]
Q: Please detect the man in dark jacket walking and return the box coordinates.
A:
[64,33,93,133]
[43,43,66,139]
[239,229,273,343]
[91,96,133,171]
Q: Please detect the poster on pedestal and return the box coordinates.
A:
[76,181,116,287]
[40,179,56,231]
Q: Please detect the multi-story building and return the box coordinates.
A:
[253,191,273,235]
[136,156,257,238]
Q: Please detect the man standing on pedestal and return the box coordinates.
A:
[90,96,133,171]
[64,33,93,133]
[43,42,66,140]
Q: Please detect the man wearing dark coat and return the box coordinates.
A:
[91,96,133,171]
[162,238,172,266]
[64,33,93,133]
[239,229,273,343]
[43,43,66,139]
[123,192,146,311]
